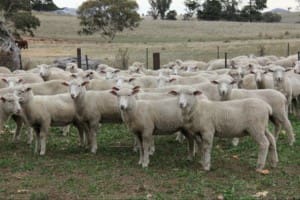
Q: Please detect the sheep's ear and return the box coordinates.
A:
[112,87,120,91]
[132,86,140,90]
[114,69,120,73]
[25,87,32,92]
[285,68,292,72]
[248,64,254,70]
[268,69,274,72]
[230,80,236,85]
[193,91,202,96]
[18,78,23,83]
[263,70,268,74]
[2,78,8,83]
[169,78,176,83]
[168,90,178,96]
[62,82,69,86]
[132,89,140,95]
[211,80,219,85]
[71,74,77,78]
[110,90,118,96]
[250,71,255,74]
[100,70,106,74]
[81,81,89,87]
[0,96,6,102]
[129,78,135,82]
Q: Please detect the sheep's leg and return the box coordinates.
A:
[249,129,270,171]
[12,115,23,142]
[271,118,282,140]
[89,122,99,154]
[175,132,185,143]
[265,129,278,168]
[62,125,70,137]
[181,130,194,161]
[194,134,202,157]
[149,136,155,156]
[142,132,152,168]
[231,138,239,146]
[281,115,295,146]
[200,132,214,171]
[27,128,34,145]
[39,126,48,156]
[135,133,143,165]
[133,136,139,153]
[34,129,40,155]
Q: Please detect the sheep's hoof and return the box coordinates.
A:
[232,138,239,147]
[256,169,270,175]
[39,152,45,156]
[142,163,149,168]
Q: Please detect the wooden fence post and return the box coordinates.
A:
[217,46,220,59]
[153,52,160,70]
[85,55,89,70]
[19,54,23,70]
[146,48,149,69]
[77,48,82,69]
[225,52,228,68]
[287,43,290,57]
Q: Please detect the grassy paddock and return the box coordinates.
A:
[0,12,300,199]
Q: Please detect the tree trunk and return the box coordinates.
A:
[0,22,21,71]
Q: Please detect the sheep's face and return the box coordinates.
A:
[169,89,202,110]
[65,63,78,73]
[172,65,181,75]
[269,67,290,83]
[228,70,242,85]
[62,80,88,99]
[110,87,140,111]
[251,69,267,83]
[128,66,140,74]
[38,64,51,78]
[187,66,198,73]
[157,76,176,88]
[115,77,135,87]
[1,93,22,115]
[294,61,300,74]
[101,69,120,80]
[2,77,23,88]
[158,69,172,77]
[16,87,33,104]
[211,79,235,98]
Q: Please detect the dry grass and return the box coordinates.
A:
[22,12,300,68]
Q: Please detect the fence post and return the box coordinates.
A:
[287,43,290,57]
[19,54,23,70]
[146,48,149,69]
[217,46,220,59]
[298,51,300,61]
[77,48,82,69]
[85,55,89,70]
[153,52,160,70]
[225,52,228,68]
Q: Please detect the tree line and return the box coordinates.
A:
[149,0,282,22]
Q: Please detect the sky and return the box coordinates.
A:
[53,0,299,14]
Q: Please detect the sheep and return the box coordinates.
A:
[0,77,24,88]
[212,78,295,145]
[250,68,274,89]
[16,86,85,155]
[293,61,300,74]
[62,79,122,154]
[269,66,293,112]
[0,92,22,131]
[110,87,194,168]
[0,66,11,74]
[156,75,209,88]
[65,63,83,74]
[37,64,72,81]
[175,59,208,71]
[207,59,230,71]
[169,88,278,172]
[0,73,44,87]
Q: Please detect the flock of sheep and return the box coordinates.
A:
[0,53,299,174]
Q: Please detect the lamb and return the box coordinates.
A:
[62,79,122,154]
[16,86,85,155]
[212,78,295,145]
[0,92,22,131]
[269,66,292,112]
[38,64,72,81]
[110,87,194,168]
[170,88,278,172]
[65,63,83,74]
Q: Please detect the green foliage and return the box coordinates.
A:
[166,10,177,20]
[197,0,222,20]
[78,0,141,41]
[31,0,59,11]
[184,0,200,20]
[262,12,282,23]
[0,0,40,36]
[148,0,172,20]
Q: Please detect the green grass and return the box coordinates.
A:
[0,117,299,199]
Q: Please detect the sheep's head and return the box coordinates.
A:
[294,61,300,74]
[157,76,176,88]
[110,86,140,111]
[16,86,33,104]
[211,78,236,98]
[62,79,89,99]
[65,63,78,73]
[269,66,291,83]
[115,76,135,87]
[250,68,268,83]
[2,77,23,88]
[169,88,202,110]
[1,92,22,115]
[37,64,51,79]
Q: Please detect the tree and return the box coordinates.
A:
[148,0,159,19]
[78,0,141,41]
[0,0,40,70]
[241,0,267,22]
[31,0,59,11]
[184,0,201,20]
[148,0,172,20]
[166,10,177,20]
[220,0,241,20]
[197,0,222,20]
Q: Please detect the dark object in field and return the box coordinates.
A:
[53,57,102,70]
[15,40,28,49]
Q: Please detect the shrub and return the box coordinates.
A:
[262,12,282,23]
[166,10,177,20]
